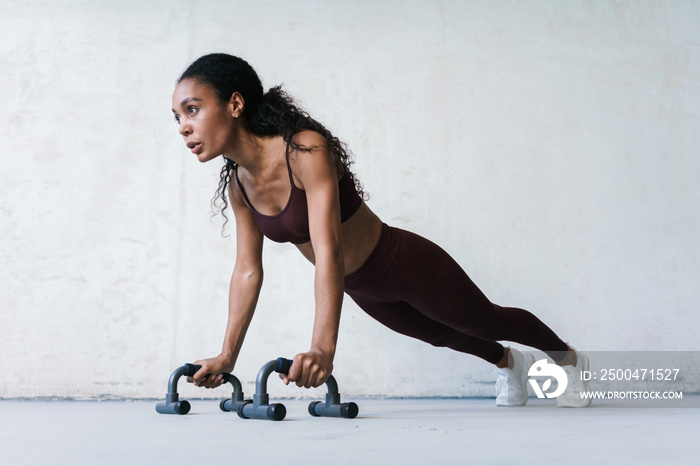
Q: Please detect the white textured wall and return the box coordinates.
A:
[1,0,699,399]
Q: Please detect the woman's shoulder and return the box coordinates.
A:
[287,130,338,187]
[292,130,328,150]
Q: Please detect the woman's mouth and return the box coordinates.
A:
[188,143,202,154]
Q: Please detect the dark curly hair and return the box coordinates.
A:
[177,53,365,234]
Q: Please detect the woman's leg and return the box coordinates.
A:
[345,224,587,406]
[345,224,570,364]
[349,297,506,364]
[390,227,570,361]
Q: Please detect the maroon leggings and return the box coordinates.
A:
[344,223,569,365]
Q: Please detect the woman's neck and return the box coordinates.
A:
[224,129,284,176]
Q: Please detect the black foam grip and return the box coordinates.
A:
[275,358,293,375]
[184,364,233,382]
[184,363,202,377]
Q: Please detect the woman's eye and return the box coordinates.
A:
[174,115,180,124]
[188,106,197,115]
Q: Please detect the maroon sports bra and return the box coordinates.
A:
[234,151,362,244]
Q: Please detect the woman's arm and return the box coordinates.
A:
[283,131,345,389]
[190,175,265,389]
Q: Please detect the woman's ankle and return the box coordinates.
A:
[557,347,578,367]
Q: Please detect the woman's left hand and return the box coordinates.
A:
[281,348,334,388]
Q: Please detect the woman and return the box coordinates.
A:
[172,53,590,407]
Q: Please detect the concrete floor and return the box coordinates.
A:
[1,397,698,466]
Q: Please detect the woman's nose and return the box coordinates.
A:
[179,121,191,137]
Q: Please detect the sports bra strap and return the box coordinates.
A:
[234,165,255,208]
[284,143,298,190]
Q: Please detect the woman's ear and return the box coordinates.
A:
[229,91,245,118]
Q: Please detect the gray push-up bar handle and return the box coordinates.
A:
[155,363,245,415]
[237,358,359,421]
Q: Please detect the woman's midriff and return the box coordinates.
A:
[294,202,383,276]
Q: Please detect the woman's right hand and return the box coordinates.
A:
[186,354,235,389]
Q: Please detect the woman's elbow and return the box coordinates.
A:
[315,243,344,267]
[233,264,264,284]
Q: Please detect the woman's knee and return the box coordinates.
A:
[455,303,509,341]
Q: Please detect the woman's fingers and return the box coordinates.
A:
[199,374,224,389]
[288,353,331,388]
[185,355,233,388]
[191,365,207,386]
[188,354,330,389]
[200,374,215,389]
[288,354,304,387]
[189,364,224,388]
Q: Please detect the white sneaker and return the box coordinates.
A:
[496,348,535,406]
[556,348,592,408]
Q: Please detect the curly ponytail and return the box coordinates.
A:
[178,53,365,236]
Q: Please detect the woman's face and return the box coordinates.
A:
[172,78,235,163]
